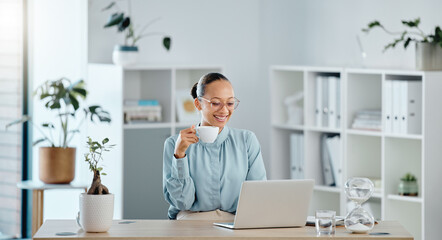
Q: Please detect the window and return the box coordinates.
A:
[0,0,24,238]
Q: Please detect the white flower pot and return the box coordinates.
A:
[112,45,138,66]
[415,42,442,70]
[77,193,114,232]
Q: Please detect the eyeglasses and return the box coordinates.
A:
[199,97,240,110]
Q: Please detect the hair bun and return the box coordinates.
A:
[191,82,198,99]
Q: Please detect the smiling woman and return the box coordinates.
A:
[0,0,24,238]
[162,73,267,220]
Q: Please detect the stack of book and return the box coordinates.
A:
[321,134,341,187]
[385,79,422,134]
[290,133,342,187]
[351,110,382,131]
[124,99,162,124]
[290,133,304,179]
[315,75,341,129]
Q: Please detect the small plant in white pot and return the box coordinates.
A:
[102,0,172,66]
[77,137,115,233]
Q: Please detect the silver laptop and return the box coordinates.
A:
[214,179,314,229]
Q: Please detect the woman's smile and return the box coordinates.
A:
[214,114,229,122]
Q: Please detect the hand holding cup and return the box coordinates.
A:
[174,125,199,158]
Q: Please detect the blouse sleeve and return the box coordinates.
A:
[245,131,267,180]
[162,137,196,211]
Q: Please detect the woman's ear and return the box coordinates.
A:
[194,98,202,111]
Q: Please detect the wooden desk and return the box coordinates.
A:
[17,181,88,236]
[33,220,413,240]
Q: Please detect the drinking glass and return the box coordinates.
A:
[315,210,336,235]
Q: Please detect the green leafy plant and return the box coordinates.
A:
[362,18,442,52]
[85,137,115,194]
[6,78,111,148]
[401,172,417,182]
[102,1,171,50]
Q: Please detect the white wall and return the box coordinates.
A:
[261,0,442,69]
[28,0,89,221]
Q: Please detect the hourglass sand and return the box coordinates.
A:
[344,177,375,233]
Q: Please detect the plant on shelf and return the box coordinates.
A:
[78,137,115,233]
[398,172,418,196]
[6,78,111,184]
[102,0,172,66]
[362,18,442,70]
[400,172,417,182]
[362,18,442,52]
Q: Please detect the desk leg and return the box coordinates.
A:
[32,189,44,236]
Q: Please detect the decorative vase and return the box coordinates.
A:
[77,193,114,232]
[112,45,138,66]
[398,180,418,196]
[415,42,442,70]
[39,147,75,184]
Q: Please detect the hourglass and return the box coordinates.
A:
[344,177,375,233]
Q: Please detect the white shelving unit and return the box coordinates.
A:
[270,65,442,240]
[87,63,222,220]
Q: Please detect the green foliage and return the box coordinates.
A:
[102,1,172,50]
[6,78,111,148]
[401,172,417,182]
[362,18,442,52]
[84,137,115,174]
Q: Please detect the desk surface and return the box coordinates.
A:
[33,220,413,240]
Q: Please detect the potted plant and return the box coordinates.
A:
[77,137,115,232]
[398,172,418,196]
[102,1,172,66]
[6,78,111,184]
[362,18,442,70]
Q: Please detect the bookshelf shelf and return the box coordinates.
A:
[123,122,173,129]
[270,65,442,240]
[346,129,382,137]
[371,192,383,199]
[272,123,304,131]
[387,194,423,203]
[384,133,423,140]
[314,185,341,193]
[305,126,341,133]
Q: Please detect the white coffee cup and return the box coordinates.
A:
[197,126,219,143]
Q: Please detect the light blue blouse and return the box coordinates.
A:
[162,125,267,219]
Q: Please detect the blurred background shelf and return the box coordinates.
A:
[313,185,341,193]
[387,194,423,203]
[269,66,442,240]
[346,129,382,137]
[272,123,304,131]
[123,122,173,129]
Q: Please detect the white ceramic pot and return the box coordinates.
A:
[415,42,442,70]
[77,193,114,232]
[112,45,138,66]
